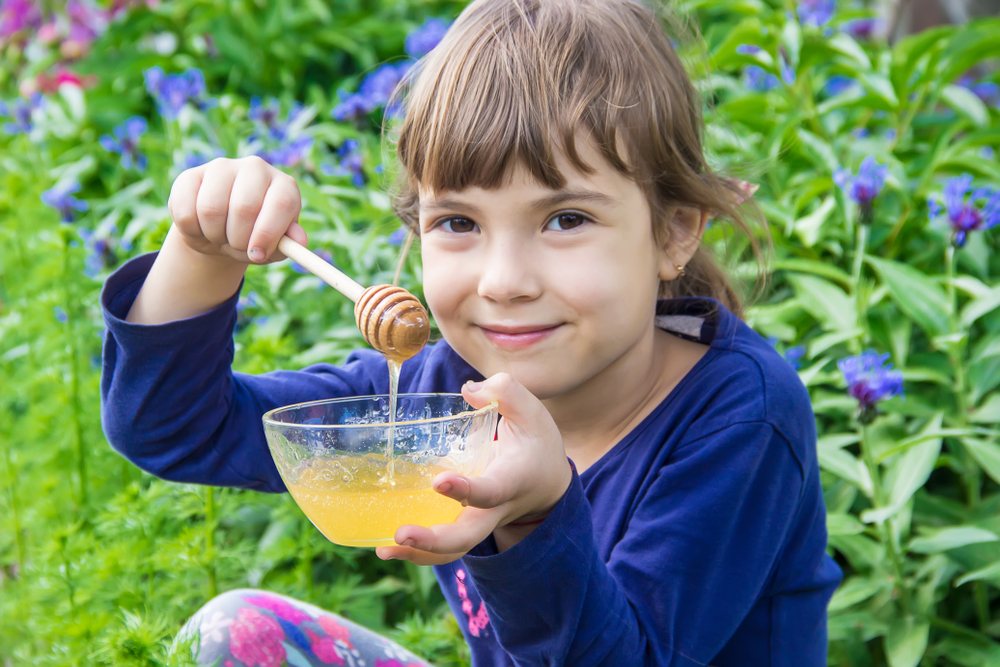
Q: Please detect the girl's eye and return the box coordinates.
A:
[544,212,589,231]
[440,217,478,233]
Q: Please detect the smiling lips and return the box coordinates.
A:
[478,323,562,349]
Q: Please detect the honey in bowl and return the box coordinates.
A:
[262,394,498,547]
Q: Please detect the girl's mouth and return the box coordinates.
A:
[477,324,562,350]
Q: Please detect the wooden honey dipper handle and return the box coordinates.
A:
[277,236,430,362]
[277,236,366,303]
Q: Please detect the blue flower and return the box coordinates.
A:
[839,350,904,423]
[387,228,408,246]
[42,180,89,223]
[0,93,44,135]
[249,97,303,142]
[981,146,995,160]
[405,18,450,58]
[78,228,119,278]
[736,44,761,56]
[258,136,313,168]
[321,139,366,188]
[144,66,216,121]
[958,77,1000,108]
[358,62,411,110]
[834,155,887,223]
[743,66,779,92]
[841,17,880,40]
[99,116,148,171]
[779,52,796,85]
[182,148,225,170]
[54,306,68,323]
[332,93,373,122]
[927,174,1000,247]
[798,0,836,26]
[824,75,856,97]
[767,336,807,370]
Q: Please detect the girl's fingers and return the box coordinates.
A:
[226,158,271,254]
[167,164,208,240]
[433,465,515,510]
[375,545,465,566]
[393,507,499,555]
[461,373,550,434]
[196,159,239,247]
[246,172,302,263]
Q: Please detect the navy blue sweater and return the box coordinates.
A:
[101,253,842,666]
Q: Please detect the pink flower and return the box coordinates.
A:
[318,615,353,649]
[243,593,314,625]
[228,607,286,667]
[305,628,345,665]
[0,0,42,38]
[35,67,98,94]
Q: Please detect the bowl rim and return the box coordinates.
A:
[261,392,498,430]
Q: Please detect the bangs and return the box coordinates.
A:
[393,0,698,210]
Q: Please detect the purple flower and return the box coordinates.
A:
[321,139,365,188]
[78,228,119,277]
[387,228,408,246]
[182,147,225,170]
[358,62,411,110]
[42,180,89,223]
[54,306,68,323]
[838,350,904,423]
[144,66,215,121]
[405,17,450,57]
[743,66,779,92]
[99,116,147,171]
[798,0,836,26]
[249,97,303,141]
[834,155,887,223]
[258,135,313,168]
[0,0,42,39]
[0,93,44,135]
[928,174,1000,247]
[841,18,880,40]
[824,75,856,97]
[332,93,373,122]
[736,44,761,56]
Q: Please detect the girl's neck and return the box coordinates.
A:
[543,328,709,473]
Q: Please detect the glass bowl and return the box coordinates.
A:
[262,393,498,547]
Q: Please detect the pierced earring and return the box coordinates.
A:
[676,264,686,278]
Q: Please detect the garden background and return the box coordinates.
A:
[1,0,999,665]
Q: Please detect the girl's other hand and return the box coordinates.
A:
[168,156,308,265]
[375,373,574,566]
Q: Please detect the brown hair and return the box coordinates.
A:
[389,0,768,319]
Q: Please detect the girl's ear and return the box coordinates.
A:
[657,206,710,282]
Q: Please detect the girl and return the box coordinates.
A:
[101,0,843,665]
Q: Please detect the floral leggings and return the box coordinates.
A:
[173,589,431,667]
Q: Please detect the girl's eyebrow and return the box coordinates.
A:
[420,189,616,215]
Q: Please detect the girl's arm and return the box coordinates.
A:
[101,253,395,492]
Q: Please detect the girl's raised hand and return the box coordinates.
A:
[375,373,574,566]
[168,156,308,265]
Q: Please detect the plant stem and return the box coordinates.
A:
[860,424,912,614]
[205,487,218,599]
[851,223,868,352]
[945,245,987,629]
[62,230,87,508]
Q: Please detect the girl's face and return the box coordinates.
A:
[418,139,685,400]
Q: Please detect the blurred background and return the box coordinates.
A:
[0,0,998,665]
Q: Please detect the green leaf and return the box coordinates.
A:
[864,415,943,524]
[788,273,857,333]
[956,559,1000,587]
[861,73,900,110]
[826,32,871,70]
[795,130,839,172]
[884,616,930,667]
[819,446,873,496]
[828,575,889,612]
[960,285,1000,329]
[792,197,837,247]
[940,84,991,128]
[963,438,1000,487]
[866,256,950,338]
[773,258,852,288]
[971,395,1000,425]
[908,526,999,554]
[828,512,866,536]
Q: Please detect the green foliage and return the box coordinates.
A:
[0,0,998,666]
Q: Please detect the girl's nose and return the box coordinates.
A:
[477,241,542,304]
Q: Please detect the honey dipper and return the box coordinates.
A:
[277,236,431,362]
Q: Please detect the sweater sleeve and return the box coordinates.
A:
[461,421,805,666]
[99,253,396,493]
